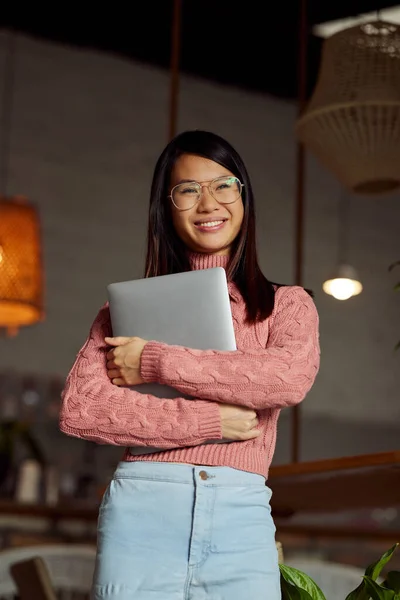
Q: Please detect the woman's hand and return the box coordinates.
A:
[105,338,260,440]
[105,336,148,386]
[218,404,260,441]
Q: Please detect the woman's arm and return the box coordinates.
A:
[140,286,320,410]
[59,305,222,448]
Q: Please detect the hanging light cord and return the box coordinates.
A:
[0,31,16,197]
[337,192,349,266]
[291,0,308,464]
[168,0,182,141]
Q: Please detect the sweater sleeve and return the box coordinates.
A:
[59,304,222,447]
[140,286,320,410]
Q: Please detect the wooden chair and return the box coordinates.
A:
[10,557,57,600]
[0,544,95,599]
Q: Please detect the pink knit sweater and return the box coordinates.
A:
[60,253,320,478]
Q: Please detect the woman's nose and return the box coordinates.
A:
[197,185,219,212]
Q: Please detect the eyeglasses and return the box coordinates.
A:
[169,175,244,211]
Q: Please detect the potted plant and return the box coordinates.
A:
[0,420,45,494]
[280,543,400,599]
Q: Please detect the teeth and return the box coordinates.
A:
[197,220,224,227]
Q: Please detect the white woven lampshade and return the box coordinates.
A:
[296,21,400,195]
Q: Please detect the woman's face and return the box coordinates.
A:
[169,153,244,255]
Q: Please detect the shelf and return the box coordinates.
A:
[1,451,399,528]
[268,450,400,516]
[274,522,400,541]
[0,500,98,522]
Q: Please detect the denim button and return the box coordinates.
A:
[199,470,209,480]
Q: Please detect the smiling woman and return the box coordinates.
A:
[60,130,320,600]
[169,154,245,255]
[144,130,277,323]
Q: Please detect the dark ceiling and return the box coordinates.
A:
[0,1,398,99]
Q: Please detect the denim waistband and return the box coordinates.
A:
[114,461,267,488]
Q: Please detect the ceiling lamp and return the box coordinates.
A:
[296,20,400,195]
[323,264,363,301]
[313,6,400,38]
[0,197,44,335]
[322,193,363,301]
[0,33,44,336]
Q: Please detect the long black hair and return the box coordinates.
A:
[144,130,276,323]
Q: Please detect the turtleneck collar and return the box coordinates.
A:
[188,252,241,301]
[188,252,230,271]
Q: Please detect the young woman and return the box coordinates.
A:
[60,130,320,600]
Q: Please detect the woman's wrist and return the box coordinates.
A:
[140,341,165,383]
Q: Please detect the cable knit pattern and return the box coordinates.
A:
[60,253,320,478]
[59,309,222,448]
[141,284,319,410]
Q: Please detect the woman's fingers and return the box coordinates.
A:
[107,369,121,379]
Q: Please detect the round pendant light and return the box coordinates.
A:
[323,264,363,300]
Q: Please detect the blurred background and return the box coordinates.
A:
[0,1,399,597]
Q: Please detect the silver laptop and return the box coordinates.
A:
[107,267,236,454]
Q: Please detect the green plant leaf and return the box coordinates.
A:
[346,546,399,600]
[20,429,46,465]
[345,581,369,600]
[385,572,400,593]
[394,283,400,293]
[0,421,46,464]
[279,565,326,600]
[366,544,399,580]
[280,574,314,600]
[364,577,396,600]
[389,261,400,272]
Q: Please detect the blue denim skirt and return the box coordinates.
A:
[91,461,280,600]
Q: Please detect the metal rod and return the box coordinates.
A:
[0,30,16,197]
[291,0,308,464]
[337,192,349,265]
[168,0,182,141]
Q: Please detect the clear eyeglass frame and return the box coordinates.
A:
[169,175,244,211]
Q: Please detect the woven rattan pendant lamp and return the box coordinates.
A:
[296,19,400,195]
